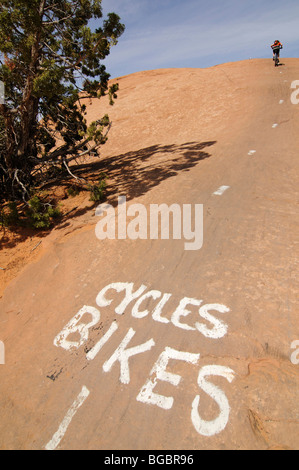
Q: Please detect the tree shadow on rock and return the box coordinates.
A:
[76,140,217,205]
[1,141,217,241]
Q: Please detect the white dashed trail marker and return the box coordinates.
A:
[213,186,230,196]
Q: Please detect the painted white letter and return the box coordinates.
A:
[96,282,147,315]
[171,297,202,331]
[196,304,230,339]
[137,347,200,410]
[103,328,155,384]
[132,290,162,319]
[152,293,172,324]
[86,321,119,361]
[54,306,101,351]
[191,365,235,437]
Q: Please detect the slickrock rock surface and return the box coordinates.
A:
[0,59,298,450]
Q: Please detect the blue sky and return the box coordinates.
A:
[98,0,299,78]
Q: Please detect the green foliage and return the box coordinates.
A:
[0,0,125,202]
[67,185,81,198]
[26,196,61,229]
[88,173,107,202]
[0,201,20,227]
[0,195,61,230]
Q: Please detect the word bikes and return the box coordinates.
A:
[54,282,236,438]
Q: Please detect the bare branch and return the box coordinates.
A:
[13,169,29,202]
[62,157,87,184]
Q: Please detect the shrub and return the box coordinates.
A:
[0,202,20,228]
[88,173,107,202]
[26,196,61,229]
[67,185,81,198]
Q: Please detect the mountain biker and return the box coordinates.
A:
[271,40,283,61]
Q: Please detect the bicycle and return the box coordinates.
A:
[272,46,282,67]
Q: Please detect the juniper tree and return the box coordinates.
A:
[0,0,125,202]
